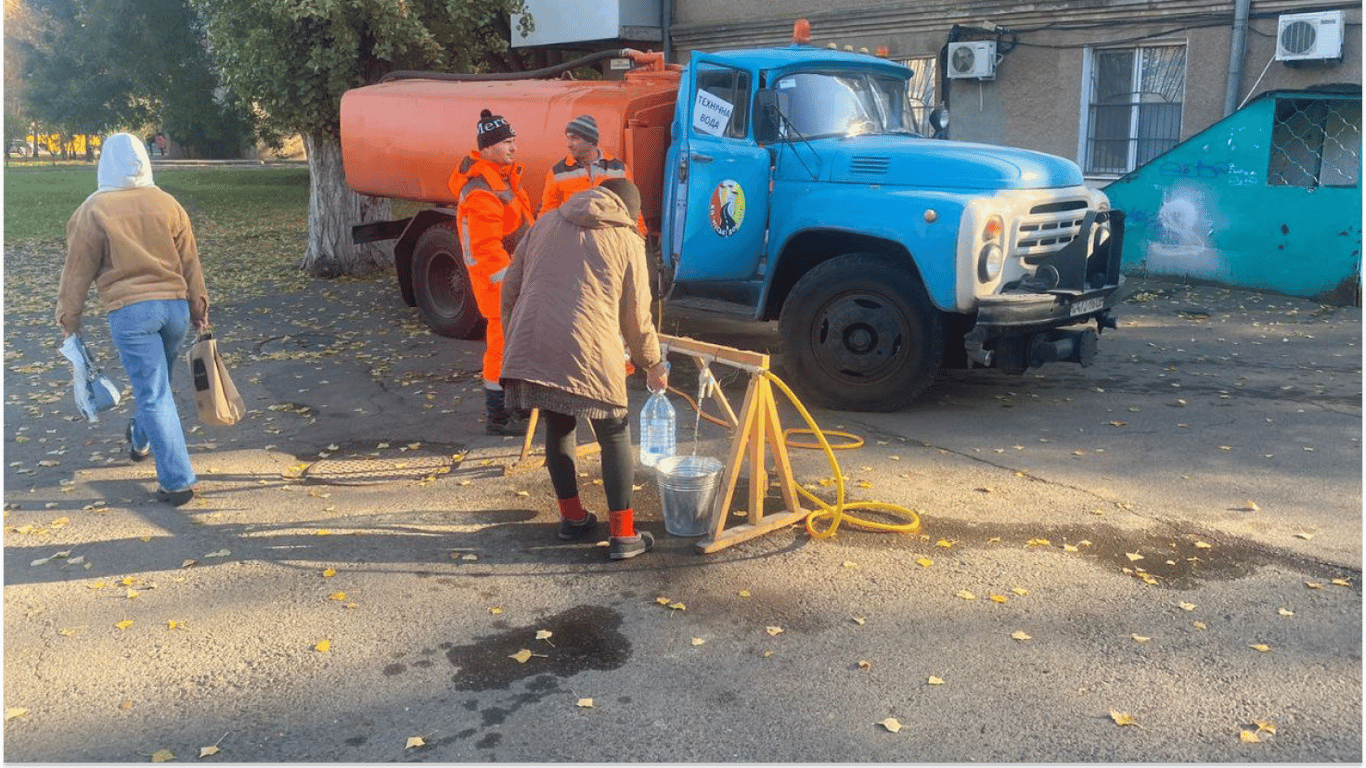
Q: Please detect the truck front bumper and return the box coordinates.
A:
[964,209,1126,371]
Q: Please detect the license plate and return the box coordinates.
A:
[1069,297,1104,316]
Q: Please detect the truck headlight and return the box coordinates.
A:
[979,243,1004,281]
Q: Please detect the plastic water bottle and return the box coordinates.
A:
[639,388,676,468]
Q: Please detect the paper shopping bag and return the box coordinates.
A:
[187,332,245,427]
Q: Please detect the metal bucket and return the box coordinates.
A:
[655,455,724,537]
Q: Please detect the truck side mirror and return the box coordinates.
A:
[929,106,949,140]
[755,90,780,144]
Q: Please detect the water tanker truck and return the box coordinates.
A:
[340,22,1125,412]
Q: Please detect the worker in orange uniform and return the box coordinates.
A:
[449,109,535,435]
[541,115,647,236]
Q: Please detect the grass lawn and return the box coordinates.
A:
[2,162,423,318]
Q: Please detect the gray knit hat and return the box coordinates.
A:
[565,114,599,145]
[477,109,515,149]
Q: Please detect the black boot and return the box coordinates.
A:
[484,388,524,436]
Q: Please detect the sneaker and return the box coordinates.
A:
[609,531,655,560]
[558,511,599,541]
[485,416,526,436]
[127,420,150,462]
[156,487,195,506]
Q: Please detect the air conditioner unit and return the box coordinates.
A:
[947,41,997,79]
[1276,11,1344,62]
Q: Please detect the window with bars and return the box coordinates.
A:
[1268,98,1362,188]
[900,56,938,136]
[1084,44,1186,175]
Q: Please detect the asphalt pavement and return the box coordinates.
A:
[3,269,1360,762]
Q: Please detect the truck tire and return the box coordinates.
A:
[779,254,944,412]
[411,223,484,339]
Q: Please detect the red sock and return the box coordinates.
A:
[557,496,587,523]
[609,508,635,538]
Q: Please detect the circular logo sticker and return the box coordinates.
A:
[708,180,746,237]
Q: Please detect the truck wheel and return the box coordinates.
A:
[411,223,484,339]
[779,254,944,412]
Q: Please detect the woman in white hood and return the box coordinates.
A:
[56,132,210,506]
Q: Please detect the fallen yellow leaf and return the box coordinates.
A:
[668,602,686,611]
[857,660,872,670]
[5,708,28,721]
[1011,630,1032,641]
[879,717,902,733]
[935,539,953,548]
[576,698,594,708]
[957,590,977,600]
[314,640,331,652]
[1254,720,1277,734]
[1305,581,1323,589]
[1294,532,1313,540]
[1240,730,1261,743]
[1109,710,1139,727]
[489,607,503,615]
[1249,643,1271,652]
[989,595,1008,604]
[1131,634,1152,644]
[180,559,197,569]
[1011,587,1029,596]
[691,638,705,646]
[1194,541,1212,549]
[917,558,933,568]
[314,529,331,536]
[1178,602,1197,611]
[655,596,671,605]
[328,591,346,601]
[1331,578,1352,587]
[115,620,134,630]
[1125,552,1144,561]
[1278,608,1294,617]
[535,630,553,641]
[842,560,859,568]
[1026,538,1051,547]
[152,749,175,762]
[405,736,425,750]
[766,626,784,636]
[199,745,221,757]
[321,568,336,578]
[739,590,751,597]
[509,649,535,663]
[927,676,945,686]
[1192,621,1207,630]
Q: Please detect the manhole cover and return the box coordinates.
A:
[305,447,461,486]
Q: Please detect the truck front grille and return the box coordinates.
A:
[1015,199,1089,256]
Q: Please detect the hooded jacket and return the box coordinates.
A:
[448,151,534,317]
[500,187,662,408]
[56,133,208,335]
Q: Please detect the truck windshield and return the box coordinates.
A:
[773,71,919,139]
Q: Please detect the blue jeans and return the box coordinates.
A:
[108,299,197,491]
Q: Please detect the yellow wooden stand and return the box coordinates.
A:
[657,335,808,554]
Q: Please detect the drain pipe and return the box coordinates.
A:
[662,0,673,63]
[1224,0,1251,116]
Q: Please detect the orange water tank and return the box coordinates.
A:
[341,69,680,227]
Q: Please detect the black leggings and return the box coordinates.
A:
[543,410,634,512]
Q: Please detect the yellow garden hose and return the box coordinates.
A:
[761,371,922,539]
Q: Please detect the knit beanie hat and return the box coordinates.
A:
[599,178,641,221]
[477,109,515,149]
[565,114,599,145]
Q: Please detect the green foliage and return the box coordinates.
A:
[5,0,256,158]
[195,0,528,141]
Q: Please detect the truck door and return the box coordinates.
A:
[665,56,770,282]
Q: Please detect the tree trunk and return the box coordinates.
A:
[301,132,392,278]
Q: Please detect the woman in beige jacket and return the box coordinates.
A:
[501,179,668,560]
[56,132,209,506]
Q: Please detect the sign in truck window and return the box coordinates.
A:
[693,90,735,137]
[708,180,746,237]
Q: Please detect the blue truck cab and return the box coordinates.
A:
[663,45,1125,411]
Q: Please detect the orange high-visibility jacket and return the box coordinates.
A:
[540,150,647,236]
[449,151,534,319]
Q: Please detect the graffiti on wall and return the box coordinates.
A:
[1145,185,1225,278]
